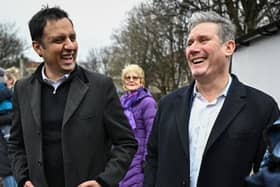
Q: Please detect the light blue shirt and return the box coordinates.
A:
[189,76,232,187]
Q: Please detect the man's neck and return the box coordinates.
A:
[195,74,230,102]
[42,65,71,81]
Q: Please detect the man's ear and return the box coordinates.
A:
[32,41,43,57]
[224,40,236,57]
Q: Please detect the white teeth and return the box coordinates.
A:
[192,58,204,64]
[62,55,72,60]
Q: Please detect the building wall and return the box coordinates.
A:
[232,33,280,106]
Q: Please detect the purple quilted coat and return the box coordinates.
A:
[119,87,157,187]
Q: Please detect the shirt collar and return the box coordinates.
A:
[193,75,232,98]
[41,66,70,85]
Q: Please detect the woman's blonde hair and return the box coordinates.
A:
[5,66,20,87]
[121,64,145,90]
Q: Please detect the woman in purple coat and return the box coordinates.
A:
[119,64,157,187]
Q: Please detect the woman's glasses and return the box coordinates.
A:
[125,76,140,81]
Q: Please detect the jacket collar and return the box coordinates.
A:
[204,74,247,153]
[30,63,90,128]
[30,62,89,84]
[174,74,247,155]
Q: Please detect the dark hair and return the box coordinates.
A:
[28,5,73,42]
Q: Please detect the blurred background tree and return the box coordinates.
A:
[0,23,26,68]
[83,0,279,97]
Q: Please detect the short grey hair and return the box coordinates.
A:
[187,11,236,43]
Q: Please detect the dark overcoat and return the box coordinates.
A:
[144,75,280,187]
[8,65,137,187]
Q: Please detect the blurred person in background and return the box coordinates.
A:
[4,67,20,91]
[119,64,156,187]
[0,67,17,187]
[245,117,280,187]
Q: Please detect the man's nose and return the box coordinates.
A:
[186,43,201,55]
[64,38,76,50]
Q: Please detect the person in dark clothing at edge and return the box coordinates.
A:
[7,5,137,187]
[0,69,17,187]
[246,117,280,187]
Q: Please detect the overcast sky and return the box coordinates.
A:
[0,0,144,62]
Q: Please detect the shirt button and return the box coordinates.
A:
[37,160,42,166]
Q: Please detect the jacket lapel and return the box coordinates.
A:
[30,79,42,128]
[204,76,247,153]
[62,77,88,126]
[175,85,194,155]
